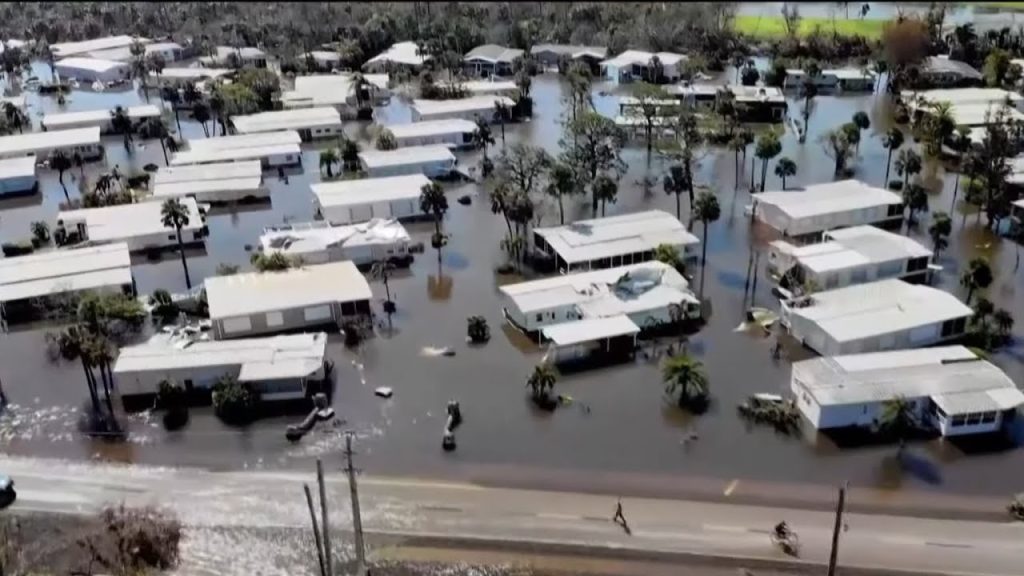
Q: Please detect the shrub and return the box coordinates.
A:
[888,179,904,191]
[250,251,293,272]
[157,380,188,430]
[85,504,182,573]
[467,315,490,343]
[342,321,363,347]
[149,289,180,323]
[211,376,256,425]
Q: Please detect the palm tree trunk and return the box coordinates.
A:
[884,148,893,185]
[160,138,169,166]
[176,228,192,289]
[760,159,769,192]
[81,359,100,413]
[201,121,210,138]
[950,172,960,212]
[557,196,565,224]
[734,150,740,190]
[700,223,709,298]
[58,173,69,201]
[782,175,787,190]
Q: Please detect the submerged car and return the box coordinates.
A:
[0,475,16,508]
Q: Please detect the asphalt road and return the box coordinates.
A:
[3,455,1023,576]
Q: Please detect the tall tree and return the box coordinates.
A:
[161,86,182,133]
[109,106,135,152]
[960,257,993,304]
[160,199,193,290]
[928,211,952,257]
[474,115,495,162]
[191,101,211,138]
[545,160,577,225]
[799,60,820,142]
[881,128,904,186]
[137,117,171,165]
[419,180,449,239]
[878,396,918,456]
[560,111,625,217]
[894,148,922,189]
[693,191,721,297]
[755,131,782,191]
[592,174,618,217]
[663,164,689,220]
[903,183,929,229]
[821,127,855,176]
[130,38,149,100]
[319,148,339,178]
[526,363,557,406]
[49,149,72,201]
[851,110,870,152]
[627,82,673,154]
[774,157,797,189]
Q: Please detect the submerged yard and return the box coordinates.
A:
[0,56,1023,500]
[733,16,887,40]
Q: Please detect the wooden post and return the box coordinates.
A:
[317,459,332,576]
[304,483,327,576]
[827,482,848,576]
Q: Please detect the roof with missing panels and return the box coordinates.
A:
[204,261,372,320]
[788,279,972,343]
[773,226,932,274]
[792,346,1024,413]
[924,56,983,80]
[365,41,428,68]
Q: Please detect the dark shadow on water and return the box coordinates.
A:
[944,429,1022,455]
[716,269,748,292]
[821,426,937,450]
[441,249,470,271]
[899,450,944,486]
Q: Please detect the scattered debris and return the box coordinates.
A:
[420,346,456,357]
[442,400,462,451]
[737,394,801,434]
[374,387,393,398]
[735,307,779,332]
[285,393,334,442]
[457,195,472,205]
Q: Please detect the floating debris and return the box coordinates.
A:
[457,195,472,205]
[420,346,456,357]
[735,307,779,332]
[375,387,394,398]
[737,394,801,434]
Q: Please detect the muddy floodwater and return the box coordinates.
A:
[1,58,1023,498]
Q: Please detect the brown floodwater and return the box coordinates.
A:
[1,60,1022,498]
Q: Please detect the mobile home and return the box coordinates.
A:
[0,127,104,162]
[41,105,162,133]
[152,161,266,204]
[0,156,38,196]
[260,218,412,267]
[792,346,1024,437]
[171,131,302,168]
[532,210,699,274]
[230,107,343,141]
[56,197,206,253]
[410,96,516,123]
[751,180,904,240]
[357,145,456,178]
[384,119,478,149]
[781,279,973,356]
[54,57,131,83]
[204,261,372,340]
[312,174,431,224]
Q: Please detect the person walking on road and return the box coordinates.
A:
[612,498,631,534]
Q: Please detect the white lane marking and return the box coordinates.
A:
[13,489,91,505]
[703,524,748,533]
[536,513,581,521]
[361,477,485,491]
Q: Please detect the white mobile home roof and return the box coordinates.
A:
[88,41,181,62]
[0,127,101,158]
[533,210,699,265]
[52,35,145,58]
[114,332,327,380]
[0,243,132,303]
[756,180,902,220]
[260,218,410,258]
[411,96,516,118]
[384,119,478,140]
[501,261,698,316]
[55,57,128,73]
[204,261,372,320]
[231,107,342,134]
[602,50,687,68]
[792,346,1024,413]
[156,67,232,81]
[171,131,302,166]
[789,279,972,344]
[41,104,161,131]
[907,87,1022,107]
[774,226,932,274]
[311,174,431,209]
[57,197,204,244]
[365,41,427,68]
[358,145,455,170]
[542,314,640,346]
[152,161,263,200]
[450,80,518,95]
[948,102,1024,126]
[0,156,37,181]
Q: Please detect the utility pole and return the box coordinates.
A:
[317,459,333,576]
[344,431,367,575]
[827,482,848,576]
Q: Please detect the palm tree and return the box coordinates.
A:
[994,309,1015,339]
[526,363,557,405]
[922,101,955,157]
[161,199,193,290]
[592,174,617,217]
[852,110,870,151]
[894,148,921,189]
[45,326,101,416]
[319,148,339,178]
[494,100,510,145]
[928,211,952,256]
[663,164,689,219]
[755,132,782,192]
[774,157,797,189]
[474,115,495,160]
[903,183,929,229]
[881,128,904,186]
[729,135,747,190]
[192,101,211,137]
[419,181,448,238]
[162,86,182,132]
[545,161,575,225]
[960,257,993,304]
[948,126,971,212]
[110,106,134,152]
[693,191,721,297]
[138,117,171,165]
[662,354,709,409]
[341,139,361,172]
[130,38,149,100]
[467,316,490,343]
[49,149,72,201]
[878,396,918,456]
[375,128,397,151]
[2,102,26,134]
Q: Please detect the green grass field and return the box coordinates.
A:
[974,2,1024,10]
[734,15,887,40]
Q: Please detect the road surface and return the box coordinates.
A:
[2,455,1022,576]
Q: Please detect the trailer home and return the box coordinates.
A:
[312,174,431,224]
[56,197,206,253]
